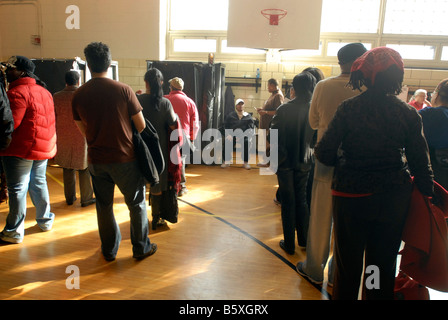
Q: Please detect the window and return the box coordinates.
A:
[320,0,380,34]
[167,0,448,67]
[386,44,436,60]
[173,39,217,53]
[442,47,448,61]
[221,40,265,55]
[383,0,448,36]
[170,0,228,31]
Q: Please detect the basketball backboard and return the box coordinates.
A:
[227,0,322,50]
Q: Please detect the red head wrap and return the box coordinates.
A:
[351,47,404,85]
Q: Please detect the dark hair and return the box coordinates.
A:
[84,42,112,73]
[65,71,80,86]
[348,64,404,96]
[302,67,325,82]
[144,68,164,111]
[435,78,448,104]
[268,78,279,86]
[292,72,317,101]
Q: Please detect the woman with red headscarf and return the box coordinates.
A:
[314,47,434,300]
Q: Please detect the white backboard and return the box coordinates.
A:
[227,0,323,50]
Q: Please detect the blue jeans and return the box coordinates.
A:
[1,157,55,242]
[88,161,152,258]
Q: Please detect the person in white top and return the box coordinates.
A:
[296,43,368,286]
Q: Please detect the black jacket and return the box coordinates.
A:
[315,91,434,196]
[270,97,316,171]
[0,82,13,151]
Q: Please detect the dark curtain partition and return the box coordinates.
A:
[31,59,87,95]
[146,61,226,135]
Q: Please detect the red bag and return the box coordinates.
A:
[400,182,448,292]
[394,271,429,300]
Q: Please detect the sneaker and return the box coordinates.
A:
[0,232,23,244]
[81,198,96,207]
[133,243,158,260]
[178,188,188,197]
[221,163,230,168]
[242,162,251,170]
[296,261,323,285]
[257,162,269,167]
[279,240,295,255]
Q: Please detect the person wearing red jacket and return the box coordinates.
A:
[164,77,199,196]
[0,56,56,244]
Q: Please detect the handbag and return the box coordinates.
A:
[160,183,179,224]
[394,271,429,300]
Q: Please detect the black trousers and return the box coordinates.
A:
[332,182,412,300]
[277,168,311,251]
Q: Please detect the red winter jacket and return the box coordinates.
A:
[0,77,56,160]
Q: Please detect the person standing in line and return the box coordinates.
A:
[315,47,434,299]
[164,77,199,196]
[296,43,367,286]
[270,72,317,254]
[54,71,95,207]
[419,79,448,190]
[72,42,156,261]
[409,88,432,111]
[138,68,178,230]
[0,66,14,204]
[0,55,56,244]
[257,78,284,167]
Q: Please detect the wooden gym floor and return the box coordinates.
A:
[0,160,446,301]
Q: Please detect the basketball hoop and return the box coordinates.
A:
[261,9,287,26]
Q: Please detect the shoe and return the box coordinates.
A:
[257,162,269,168]
[273,198,281,206]
[0,232,23,244]
[178,188,188,197]
[103,253,116,262]
[133,243,157,260]
[296,262,323,285]
[81,198,96,207]
[221,163,230,168]
[242,162,251,170]
[279,240,295,255]
[151,217,167,230]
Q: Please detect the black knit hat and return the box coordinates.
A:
[2,56,36,73]
[338,43,368,65]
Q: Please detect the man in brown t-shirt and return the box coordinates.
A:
[72,42,157,261]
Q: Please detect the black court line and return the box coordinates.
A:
[178,198,331,300]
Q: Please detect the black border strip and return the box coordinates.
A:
[178,198,331,300]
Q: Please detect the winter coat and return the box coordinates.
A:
[0,77,56,160]
[53,86,88,170]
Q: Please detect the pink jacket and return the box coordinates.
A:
[0,77,56,160]
[165,90,199,141]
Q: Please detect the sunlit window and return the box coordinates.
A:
[170,0,229,31]
[173,39,217,52]
[442,47,448,61]
[281,42,323,58]
[386,44,436,60]
[320,0,380,33]
[221,40,265,55]
[383,0,448,36]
